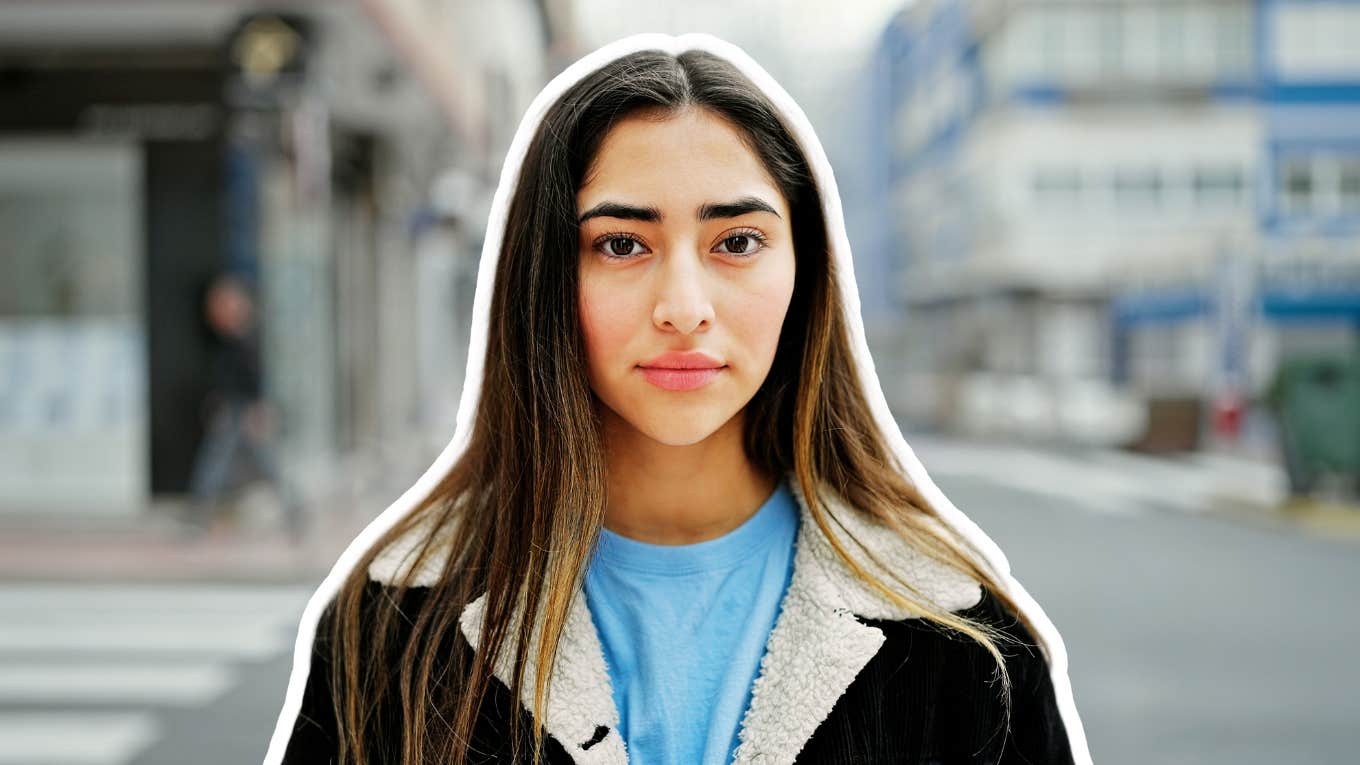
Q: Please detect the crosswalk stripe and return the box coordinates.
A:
[0,621,291,659]
[0,661,235,705]
[7,609,301,632]
[0,584,312,613]
[0,712,160,765]
[1078,448,1216,512]
[0,582,311,764]
[906,434,1287,517]
[911,441,1147,515]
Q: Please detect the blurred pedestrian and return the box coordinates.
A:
[184,272,306,544]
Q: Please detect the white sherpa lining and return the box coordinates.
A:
[263,31,1092,765]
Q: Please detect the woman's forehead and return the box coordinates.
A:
[578,110,786,220]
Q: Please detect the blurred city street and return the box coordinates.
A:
[928,446,1360,765]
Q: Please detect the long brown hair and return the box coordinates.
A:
[320,47,1044,764]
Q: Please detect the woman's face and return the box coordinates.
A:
[577,106,797,447]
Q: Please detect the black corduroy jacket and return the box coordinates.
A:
[282,477,1076,765]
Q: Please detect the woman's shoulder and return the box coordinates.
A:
[827,586,1075,763]
[284,580,456,762]
[364,513,456,587]
[882,584,1049,661]
[798,485,987,617]
[305,579,432,669]
[955,585,1043,645]
[858,582,1058,718]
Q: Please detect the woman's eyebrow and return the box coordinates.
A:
[579,201,661,223]
[698,197,781,221]
[578,196,780,224]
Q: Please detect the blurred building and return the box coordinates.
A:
[0,0,570,519]
[866,0,1360,451]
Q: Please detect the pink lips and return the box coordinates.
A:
[637,350,727,391]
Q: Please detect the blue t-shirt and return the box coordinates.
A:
[583,479,798,765]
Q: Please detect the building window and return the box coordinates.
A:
[1182,5,1219,81]
[1038,8,1066,80]
[1064,7,1101,85]
[1280,158,1315,215]
[1272,2,1360,80]
[1005,10,1045,85]
[1192,165,1246,208]
[1276,153,1360,219]
[1156,4,1189,80]
[1113,167,1163,207]
[1033,167,1083,210]
[1340,159,1360,215]
[1096,6,1124,80]
[1213,4,1254,80]
[1122,5,1159,81]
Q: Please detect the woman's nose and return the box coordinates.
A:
[651,251,715,334]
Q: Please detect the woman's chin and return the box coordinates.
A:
[596,389,745,448]
[630,411,736,448]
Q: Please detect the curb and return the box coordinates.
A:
[0,507,373,585]
[1277,497,1360,542]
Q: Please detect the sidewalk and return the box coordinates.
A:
[0,436,455,584]
[906,431,1360,544]
[1159,449,1360,543]
[0,498,377,585]
[0,439,437,584]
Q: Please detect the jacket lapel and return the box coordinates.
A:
[451,472,983,765]
[458,587,627,763]
[370,515,627,762]
[725,552,886,765]
[729,475,982,764]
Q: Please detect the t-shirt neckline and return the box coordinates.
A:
[591,479,796,575]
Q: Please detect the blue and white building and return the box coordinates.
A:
[865,0,1360,449]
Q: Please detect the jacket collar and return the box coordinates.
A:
[369,472,982,765]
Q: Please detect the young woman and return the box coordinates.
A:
[267,32,1091,765]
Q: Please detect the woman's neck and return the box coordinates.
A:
[599,409,777,546]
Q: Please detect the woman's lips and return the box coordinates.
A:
[637,365,725,391]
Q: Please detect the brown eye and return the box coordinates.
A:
[593,233,650,261]
[714,228,768,258]
[725,235,754,254]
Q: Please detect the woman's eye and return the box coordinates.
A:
[715,230,767,257]
[594,234,649,260]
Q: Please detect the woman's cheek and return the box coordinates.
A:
[579,278,635,383]
[748,299,788,371]
[742,261,796,359]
